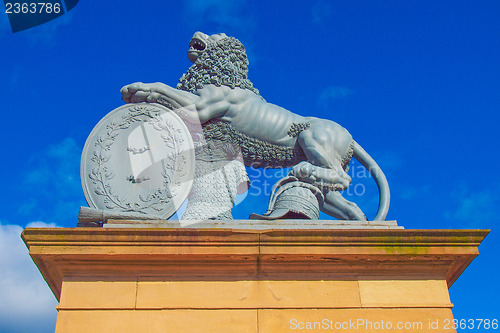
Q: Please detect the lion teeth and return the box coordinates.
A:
[190,39,205,51]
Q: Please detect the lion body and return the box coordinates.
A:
[194,85,354,171]
[173,36,354,171]
[121,32,390,220]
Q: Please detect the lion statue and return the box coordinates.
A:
[121,32,390,221]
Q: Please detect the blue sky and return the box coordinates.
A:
[1,0,499,331]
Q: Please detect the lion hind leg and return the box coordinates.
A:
[322,191,367,221]
[289,161,351,191]
[295,121,352,189]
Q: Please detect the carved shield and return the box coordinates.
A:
[81,103,195,220]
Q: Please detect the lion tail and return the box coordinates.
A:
[352,141,390,221]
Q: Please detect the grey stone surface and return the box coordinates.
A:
[118,31,391,222]
[250,176,324,220]
[181,158,249,220]
[103,219,403,230]
[80,103,195,222]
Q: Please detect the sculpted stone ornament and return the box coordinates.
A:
[79,103,195,225]
[121,31,391,221]
[249,176,325,220]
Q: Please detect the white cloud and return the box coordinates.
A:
[318,85,354,109]
[0,222,58,333]
[26,221,58,228]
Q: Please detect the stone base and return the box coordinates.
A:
[104,218,403,229]
[22,226,488,333]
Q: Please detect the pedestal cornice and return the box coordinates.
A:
[22,227,489,301]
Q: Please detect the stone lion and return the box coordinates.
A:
[121,32,390,221]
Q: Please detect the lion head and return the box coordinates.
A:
[177,31,259,95]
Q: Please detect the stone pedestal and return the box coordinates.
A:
[22,225,488,333]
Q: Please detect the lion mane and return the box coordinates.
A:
[177,37,259,95]
[175,35,307,168]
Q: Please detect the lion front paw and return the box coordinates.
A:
[121,82,147,103]
[120,82,166,104]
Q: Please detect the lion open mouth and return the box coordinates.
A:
[189,38,206,52]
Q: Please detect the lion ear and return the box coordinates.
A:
[210,33,229,43]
